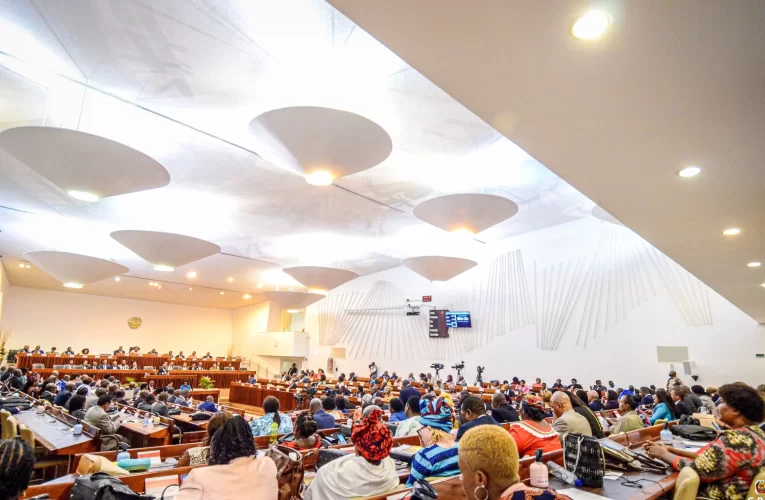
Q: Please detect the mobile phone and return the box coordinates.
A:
[180,474,188,482]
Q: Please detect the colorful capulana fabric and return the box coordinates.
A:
[351,409,393,461]
[418,397,453,432]
[406,443,460,486]
[523,395,545,410]
[674,425,765,500]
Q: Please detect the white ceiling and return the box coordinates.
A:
[2,0,607,309]
[330,0,765,323]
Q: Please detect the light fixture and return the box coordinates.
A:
[220,291,224,295]
[257,283,264,288]
[761,283,765,288]
[722,228,741,236]
[748,262,761,268]
[452,228,475,238]
[305,171,334,186]
[114,277,121,282]
[227,277,234,283]
[186,271,197,279]
[243,294,252,299]
[63,282,83,289]
[572,10,611,40]
[677,166,701,178]
[414,194,518,235]
[26,264,31,268]
[67,190,101,202]
[18,261,32,269]
[286,309,300,314]
[188,287,193,291]
[154,265,174,272]
[157,285,162,289]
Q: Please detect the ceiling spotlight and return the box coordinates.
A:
[257,282,264,288]
[63,282,83,289]
[286,309,300,314]
[243,294,252,299]
[67,190,101,202]
[452,228,475,238]
[572,10,610,40]
[677,166,701,178]
[220,291,224,295]
[18,262,25,268]
[154,265,174,272]
[761,283,765,288]
[186,271,197,279]
[114,277,121,282]
[722,228,741,236]
[25,264,30,268]
[748,262,761,268]
[188,287,193,291]
[157,285,162,289]
[227,277,234,283]
[305,171,334,186]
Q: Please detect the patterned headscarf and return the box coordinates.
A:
[351,409,393,461]
[418,397,453,432]
[522,395,545,410]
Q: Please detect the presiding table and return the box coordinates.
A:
[229,382,297,412]
[15,353,242,370]
[30,368,256,389]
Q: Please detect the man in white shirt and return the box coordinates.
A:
[395,396,423,437]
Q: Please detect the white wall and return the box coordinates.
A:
[304,218,765,387]
[0,264,8,326]
[3,286,233,356]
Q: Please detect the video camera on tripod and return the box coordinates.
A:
[294,386,317,410]
[451,361,465,376]
[475,366,485,386]
[430,363,444,377]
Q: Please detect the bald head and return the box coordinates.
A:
[550,391,572,418]
[587,390,599,402]
[309,398,323,413]
[492,392,507,407]
[206,396,214,403]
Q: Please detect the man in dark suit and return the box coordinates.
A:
[98,361,110,370]
[309,398,335,430]
[138,394,156,413]
[203,352,213,359]
[151,393,170,417]
[63,347,75,355]
[85,395,128,450]
[54,382,75,406]
[399,379,420,404]
[177,351,186,360]
[490,393,520,423]
[20,345,30,353]
[158,363,169,375]
[113,346,126,355]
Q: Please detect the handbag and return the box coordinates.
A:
[69,472,153,500]
[265,445,309,500]
[315,448,349,469]
[189,412,211,421]
[671,423,718,441]
[563,433,605,487]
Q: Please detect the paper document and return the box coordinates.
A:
[557,489,609,500]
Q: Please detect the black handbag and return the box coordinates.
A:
[189,412,211,421]
[70,472,153,500]
[315,448,349,469]
[563,433,605,487]
[671,423,718,441]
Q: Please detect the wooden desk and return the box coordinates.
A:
[14,410,96,456]
[28,368,255,389]
[16,353,241,370]
[230,383,297,411]
[169,411,209,431]
[118,418,171,447]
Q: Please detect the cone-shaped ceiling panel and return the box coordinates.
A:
[111,230,220,268]
[25,251,128,287]
[0,127,170,199]
[283,266,359,291]
[263,291,326,310]
[413,193,519,234]
[249,106,392,180]
[403,256,477,282]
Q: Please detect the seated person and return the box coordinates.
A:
[39,383,57,404]
[63,346,75,355]
[509,396,562,457]
[407,397,460,486]
[603,389,620,410]
[191,362,202,371]
[113,389,128,406]
[138,393,156,412]
[130,361,138,370]
[81,348,90,355]
[457,396,500,440]
[166,350,175,358]
[181,363,189,370]
[691,385,717,415]
[114,346,126,355]
[310,398,335,430]
[565,391,604,438]
[178,351,186,359]
[608,395,645,434]
[176,416,278,500]
[49,346,57,354]
[118,360,128,370]
[203,352,213,359]
[649,388,678,424]
[335,396,349,415]
[54,382,75,406]
[168,389,180,403]
[305,408,398,499]
[97,360,110,370]
[638,386,654,407]
[490,393,520,423]
[198,396,218,413]
[189,351,197,358]
[180,381,192,392]
[646,383,765,500]
[388,397,407,422]
[282,412,323,450]
[149,348,158,354]
[0,439,36,500]
[68,394,88,419]
[152,392,170,417]
[322,396,344,419]
[85,395,129,450]
[32,345,44,354]
[587,390,604,411]
[395,396,423,437]
[158,363,169,375]
[460,425,573,500]
[129,346,140,355]
[178,411,232,466]
[250,396,293,437]
[8,370,24,391]
[671,385,698,417]
[551,392,592,442]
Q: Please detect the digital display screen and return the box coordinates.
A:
[445,311,471,328]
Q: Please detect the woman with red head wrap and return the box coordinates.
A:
[304,409,398,499]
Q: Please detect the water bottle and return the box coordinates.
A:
[143,414,149,427]
[547,462,582,487]
[116,443,130,462]
[269,422,279,445]
[72,420,83,435]
[661,422,673,444]
[699,406,708,415]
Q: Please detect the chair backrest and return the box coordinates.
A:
[143,366,155,370]
[3,415,18,440]
[32,363,45,369]
[746,468,765,499]
[673,466,700,500]
[18,423,35,447]
[0,409,11,440]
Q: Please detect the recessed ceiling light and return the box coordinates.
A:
[678,166,701,178]
[154,265,174,272]
[257,282,264,288]
[188,287,193,291]
[18,263,24,268]
[572,10,610,40]
[227,277,234,283]
[220,291,224,295]
[286,309,300,314]
[63,282,83,289]
[157,285,162,289]
[67,190,101,202]
[761,283,765,288]
[26,264,30,268]
[305,171,334,186]
[722,228,741,236]
[114,277,121,282]
[748,262,761,268]
[186,271,197,279]
[243,294,252,299]
[452,228,474,237]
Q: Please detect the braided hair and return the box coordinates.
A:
[0,439,35,499]
[294,412,318,439]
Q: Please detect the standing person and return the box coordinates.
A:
[399,379,419,404]
[646,383,765,500]
[406,397,460,486]
[395,396,423,437]
[176,417,278,500]
[490,393,519,423]
[550,392,592,442]
[287,363,298,377]
[369,361,378,379]
[666,370,685,390]
[305,409,398,499]
[508,396,562,457]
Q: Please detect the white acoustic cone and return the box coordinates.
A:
[413,193,519,234]
[25,251,129,287]
[403,256,477,281]
[590,206,624,225]
[283,266,359,292]
[111,230,220,269]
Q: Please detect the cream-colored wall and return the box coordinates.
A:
[0,263,8,329]
[3,286,233,356]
